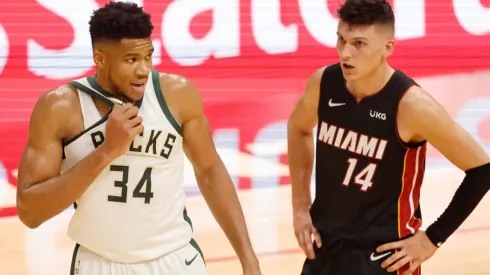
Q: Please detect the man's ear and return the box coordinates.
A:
[93,49,105,69]
[383,39,395,58]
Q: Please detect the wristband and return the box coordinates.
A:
[425,227,444,247]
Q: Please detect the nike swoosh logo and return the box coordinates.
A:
[185,254,198,266]
[328,99,346,107]
[370,251,392,261]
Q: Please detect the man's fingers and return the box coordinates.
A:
[295,230,308,256]
[312,228,322,248]
[113,102,132,112]
[403,260,421,275]
[381,250,405,269]
[129,124,144,137]
[377,240,404,253]
[123,105,140,119]
[303,230,315,259]
[387,255,412,273]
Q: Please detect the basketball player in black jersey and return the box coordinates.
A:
[287,0,490,274]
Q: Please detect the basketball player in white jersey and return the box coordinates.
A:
[16,2,262,275]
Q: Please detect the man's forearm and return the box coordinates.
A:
[288,129,314,212]
[197,161,259,268]
[425,162,490,246]
[17,148,113,228]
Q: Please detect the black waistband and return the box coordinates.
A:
[317,232,412,257]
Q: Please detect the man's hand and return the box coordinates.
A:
[376,230,437,274]
[101,103,144,159]
[293,210,322,259]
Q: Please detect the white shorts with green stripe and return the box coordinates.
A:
[70,239,206,275]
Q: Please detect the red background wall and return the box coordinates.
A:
[0,0,489,196]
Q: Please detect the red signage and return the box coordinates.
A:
[1,0,490,217]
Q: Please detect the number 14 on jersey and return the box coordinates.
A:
[343,158,377,191]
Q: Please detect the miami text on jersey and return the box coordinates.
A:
[318,121,387,160]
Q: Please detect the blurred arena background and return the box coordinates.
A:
[0,0,489,274]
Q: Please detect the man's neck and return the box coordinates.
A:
[94,73,116,94]
[346,63,395,102]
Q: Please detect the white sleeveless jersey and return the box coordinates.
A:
[62,71,193,264]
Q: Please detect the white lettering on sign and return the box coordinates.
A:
[453,0,490,35]
[252,0,298,54]
[298,0,338,47]
[0,0,484,79]
[0,24,9,74]
[394,0,426,39]
[27,0,98,79]
[162,0,240,66]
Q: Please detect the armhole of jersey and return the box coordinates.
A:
[318,67,327,113]
[151,70,183,137]
[69,243,80,275]
[63,112,111,147]
[69,81,114,107]
[395,82,427,149]
[63,82,113,146]
[318,65,338,116]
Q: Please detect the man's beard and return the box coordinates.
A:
[111,90,133,104]
[108,78,135,104]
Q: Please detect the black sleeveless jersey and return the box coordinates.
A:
[310,63,427,246]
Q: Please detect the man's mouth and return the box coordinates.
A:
[130,80,147,89]
[342,63,354,69]
[129,80,148,95]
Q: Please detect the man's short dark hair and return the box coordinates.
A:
[337,0,395,29]
[89,1,154,44]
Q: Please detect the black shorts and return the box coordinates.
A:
[300,235,421,275]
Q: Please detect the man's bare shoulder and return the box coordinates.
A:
[158,72,198,94]
[399,82,490,170]
[398,84,452,141]
[398,85,441,117]
[157,72,202,124]
[303,65,331,99]
[30,84,81,141]
[36,83,80,111]
[300,65,329,108]
[309,65,328,84]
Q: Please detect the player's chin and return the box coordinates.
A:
[341,72,358,81]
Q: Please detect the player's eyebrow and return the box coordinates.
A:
[337,32,368,41]
[124,48,155,57]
